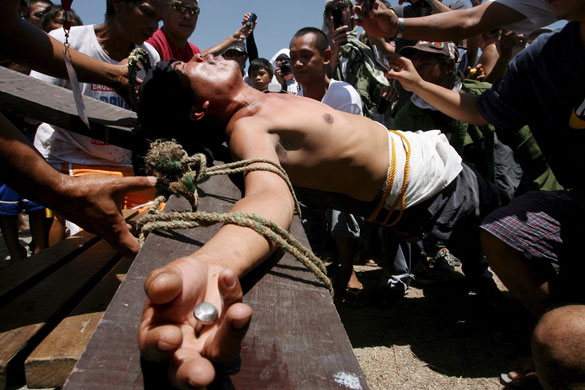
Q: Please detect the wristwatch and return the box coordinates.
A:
[396,17,406,39]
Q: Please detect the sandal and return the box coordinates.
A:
[500,357,542,389]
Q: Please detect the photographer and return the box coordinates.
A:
[323,0,389,118]
[270,49,298,94]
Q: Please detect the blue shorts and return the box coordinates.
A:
[0,183,44,216]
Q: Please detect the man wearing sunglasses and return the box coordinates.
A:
[147,0,202,62]
[148,0,258,64]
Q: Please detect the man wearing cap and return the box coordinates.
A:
[392,39,560,271]
[222,41,248,75]
[384,0,585,386]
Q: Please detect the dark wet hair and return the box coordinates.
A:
[292,27,329,55]
[248,58,273,79]
[134,60,228,173]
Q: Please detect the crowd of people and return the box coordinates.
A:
[1,0,583,389]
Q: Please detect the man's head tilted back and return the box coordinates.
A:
[138,60,195,137]
[137,60,227,161]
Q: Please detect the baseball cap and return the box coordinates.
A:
[223,41,247,56]
[399,40,458,62]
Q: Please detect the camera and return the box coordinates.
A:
[246,13,257,29]
[279,58,292,76]
[332,4,346,29]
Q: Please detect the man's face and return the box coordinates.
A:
[250,67,271,91]
[116,0,166,45]
[26,1,51,28]
[47,10,66,31]
[547,0,585,21]
[290,33,328,87]
[164,0,199,40]
[409,51,449,87]
[223,49,247,70]
[172,54,241,96]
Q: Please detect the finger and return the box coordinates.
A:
[145,266,183,305]
[105,227,140,257]
[218,268,243,309]
[205,302,252,362]
[140,322,183,362]
[115,176,157,196]
[170,350,215,389]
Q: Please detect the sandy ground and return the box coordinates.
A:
[1,219,535,390]
[336,264,535,390]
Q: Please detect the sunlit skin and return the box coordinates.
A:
[223,49,247,70]
[249,67,270,91]
[163,0,198,49]
[140,53,394,387]
[95,0,165,61]
[290,33,330,97]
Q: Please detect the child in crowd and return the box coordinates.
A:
[248,57,273,92]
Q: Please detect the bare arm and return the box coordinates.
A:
[485,30,526,83]
[326,15,350,78]
[139,123,294,387]
[1,0,128,92]
[0,114,155,256]
[477,43,500,78]
[354,0,526,41]
[201,13,256,57]
[386,56,488,125]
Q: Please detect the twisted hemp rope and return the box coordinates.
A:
[136,140,333,295]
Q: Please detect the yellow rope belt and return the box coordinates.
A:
[366,130,411,227]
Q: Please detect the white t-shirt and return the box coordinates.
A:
[385,129,462,209]
[493,0,557,34]
[31,25,160,166]
[298,79,363,116]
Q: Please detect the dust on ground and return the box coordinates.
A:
[337,264,535,390]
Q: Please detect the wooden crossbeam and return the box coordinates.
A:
[24,256,134,388]
[63,172,369,389]
[0,66,137,150]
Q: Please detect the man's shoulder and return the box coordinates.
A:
[328,79,359,94]
[325,80,363,114]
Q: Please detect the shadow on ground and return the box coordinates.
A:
[335,266,535,381]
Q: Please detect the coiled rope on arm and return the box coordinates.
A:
[136,140,333,295]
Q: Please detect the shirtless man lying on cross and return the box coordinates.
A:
[137,54,499,388]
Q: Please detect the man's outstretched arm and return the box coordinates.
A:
[0,114,156,256]
[354,0,526,41]
[386,55,488,126]
[139,125,295,388]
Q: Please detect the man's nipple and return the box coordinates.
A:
[323,113,334,124]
